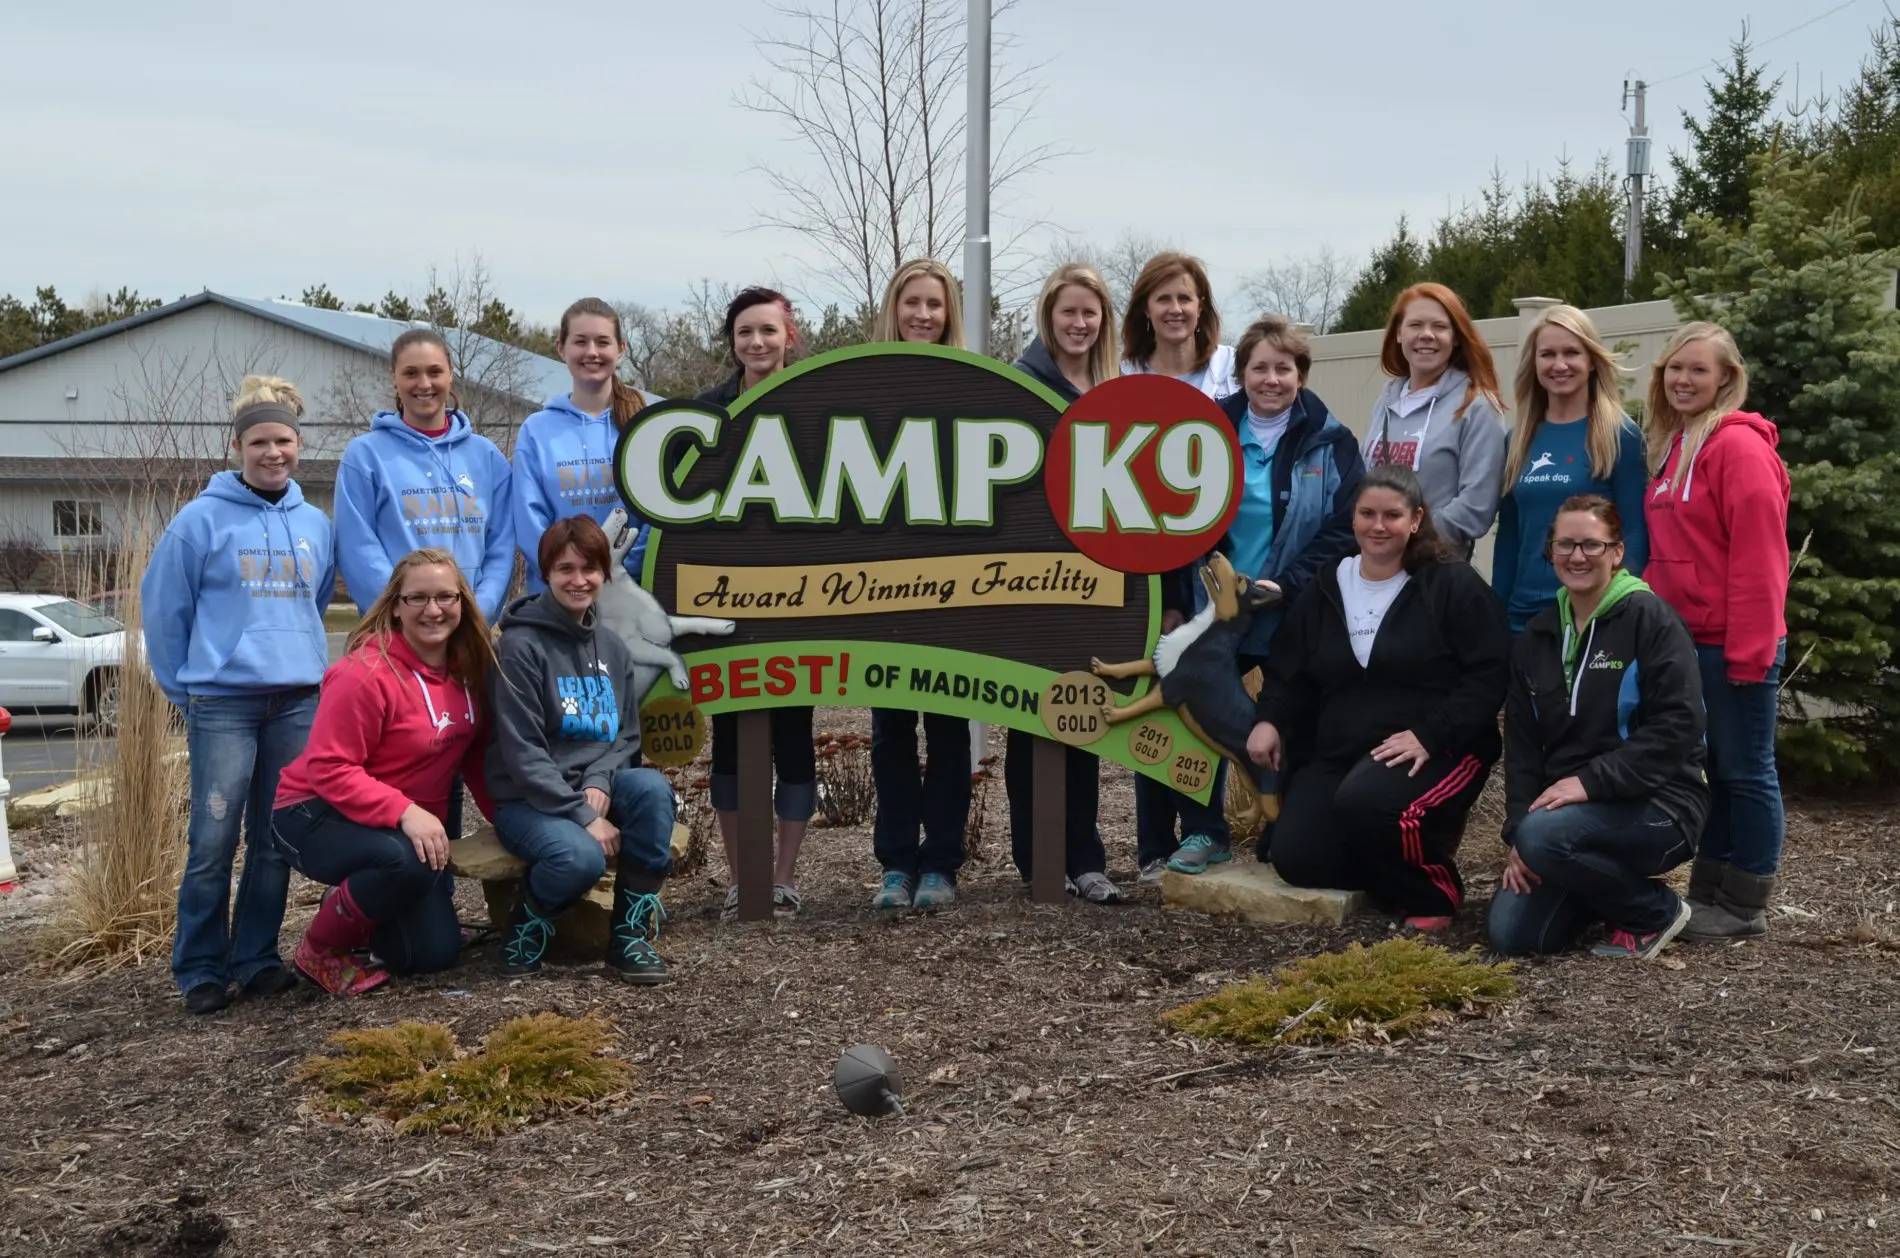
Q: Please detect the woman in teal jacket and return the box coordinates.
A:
[1144,316,1365,880]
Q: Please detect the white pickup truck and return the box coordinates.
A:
[0,593,125,727]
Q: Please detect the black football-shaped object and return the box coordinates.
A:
[835,1044,903,1117]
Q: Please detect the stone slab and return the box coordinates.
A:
[7,777,111,829]
[1162,859,1367,926]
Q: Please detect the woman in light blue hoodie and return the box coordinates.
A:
[142,376,335,1016]
[512,298,658,589]
[334,328,515,621]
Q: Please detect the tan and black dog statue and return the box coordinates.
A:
[1092,552,1284,830]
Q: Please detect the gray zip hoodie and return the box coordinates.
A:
[485,591,644,826]
[1367,367,1507,551]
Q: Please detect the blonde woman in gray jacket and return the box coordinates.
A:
[1366,282,1508,555]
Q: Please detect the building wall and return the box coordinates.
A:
[0,304,383,464]
[0,480,339,571]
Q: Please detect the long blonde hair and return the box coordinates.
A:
[1506,305,1634,486]
[1645,322,1750,474]
[1035,263,1120,388]
[873,259,965,348]
[346,548,496,690]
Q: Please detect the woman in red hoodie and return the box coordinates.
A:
[272,548,496,994]
[1641,322,1790,941]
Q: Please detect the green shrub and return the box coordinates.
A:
[299,1014,632,1136]
[1160,937,1516,1047]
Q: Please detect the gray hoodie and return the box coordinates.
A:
[485,592,644,826]
[1367,367,1507,551]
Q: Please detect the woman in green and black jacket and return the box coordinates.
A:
[1488,494,1708,960]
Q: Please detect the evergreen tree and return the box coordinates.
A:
[299,284,345,310]
[1666,35,1782,236]
[1335,216,1425,332]
[1663,151,1900,779]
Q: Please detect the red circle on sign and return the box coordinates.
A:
[1044,374,1243,574]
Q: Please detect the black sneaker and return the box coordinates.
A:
[605,886,669,985]
[499,895,556,976]
[184,982,230,1016]
[242,965,299,998]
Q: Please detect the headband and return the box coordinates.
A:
[233,401,302,438]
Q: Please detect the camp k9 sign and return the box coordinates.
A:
[613,344,1242,799]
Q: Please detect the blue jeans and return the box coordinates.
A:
[1696,641,1785,875]
[272,799,462,975]
[493,768,675,911]
[1487,800,1693,954]
[870,709,970,880]
[172,687,318,993]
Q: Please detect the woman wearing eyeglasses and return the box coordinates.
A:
[272,548,494,995]
[1487,496,1707,959]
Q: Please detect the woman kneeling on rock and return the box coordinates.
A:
[1246,466,1510,930]
[487,516,676,983]
[273,548,495,995]
[1488,496,1706,959]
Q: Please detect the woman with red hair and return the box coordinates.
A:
[695,288,819,918]
[1367,283,1508,556]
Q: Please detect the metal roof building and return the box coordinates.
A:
[0,291,567,555]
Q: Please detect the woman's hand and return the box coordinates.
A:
[1528,776,1588,812]
[1246,721,1282,770]
[584,786,612,821]
[1501,846,1541,896]
[399,803,451,871]
[586,815,621,860]
[1371,730,1430,777]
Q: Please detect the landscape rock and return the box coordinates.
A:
[7,777,111,829]
[1163,860,1367,926]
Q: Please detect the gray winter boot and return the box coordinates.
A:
[1686,857,1726,909]
[1682,865,1773,942]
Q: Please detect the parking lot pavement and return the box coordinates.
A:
[2,712,112,798]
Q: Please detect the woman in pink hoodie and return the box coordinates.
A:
[272,548,496,994]
[1641,323,1790,941]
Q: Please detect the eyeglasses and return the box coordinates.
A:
[1551,539,1615,557]
[398,592,462,608]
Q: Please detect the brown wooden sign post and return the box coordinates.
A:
[615,346,1241,915]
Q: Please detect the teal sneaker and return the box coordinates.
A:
[1166,834,1232,875]
[912,873,958,909]
[605,887,669,985]
[871,871,916,910]
[500,895,556,976]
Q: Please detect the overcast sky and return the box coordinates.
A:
[1,0,1878,324]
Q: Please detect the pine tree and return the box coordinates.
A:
[1663,150,1900,779]
[1334,216,1425,332]
[1666,35,1783,235]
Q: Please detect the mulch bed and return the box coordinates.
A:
[1,718,1895,1257]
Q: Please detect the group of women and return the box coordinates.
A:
[140,249,1791,1013]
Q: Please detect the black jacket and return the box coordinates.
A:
[1505,586,1709,844]
[1013,337,1083,404]
[1256,555,1510,770]
[695,371,744,408]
